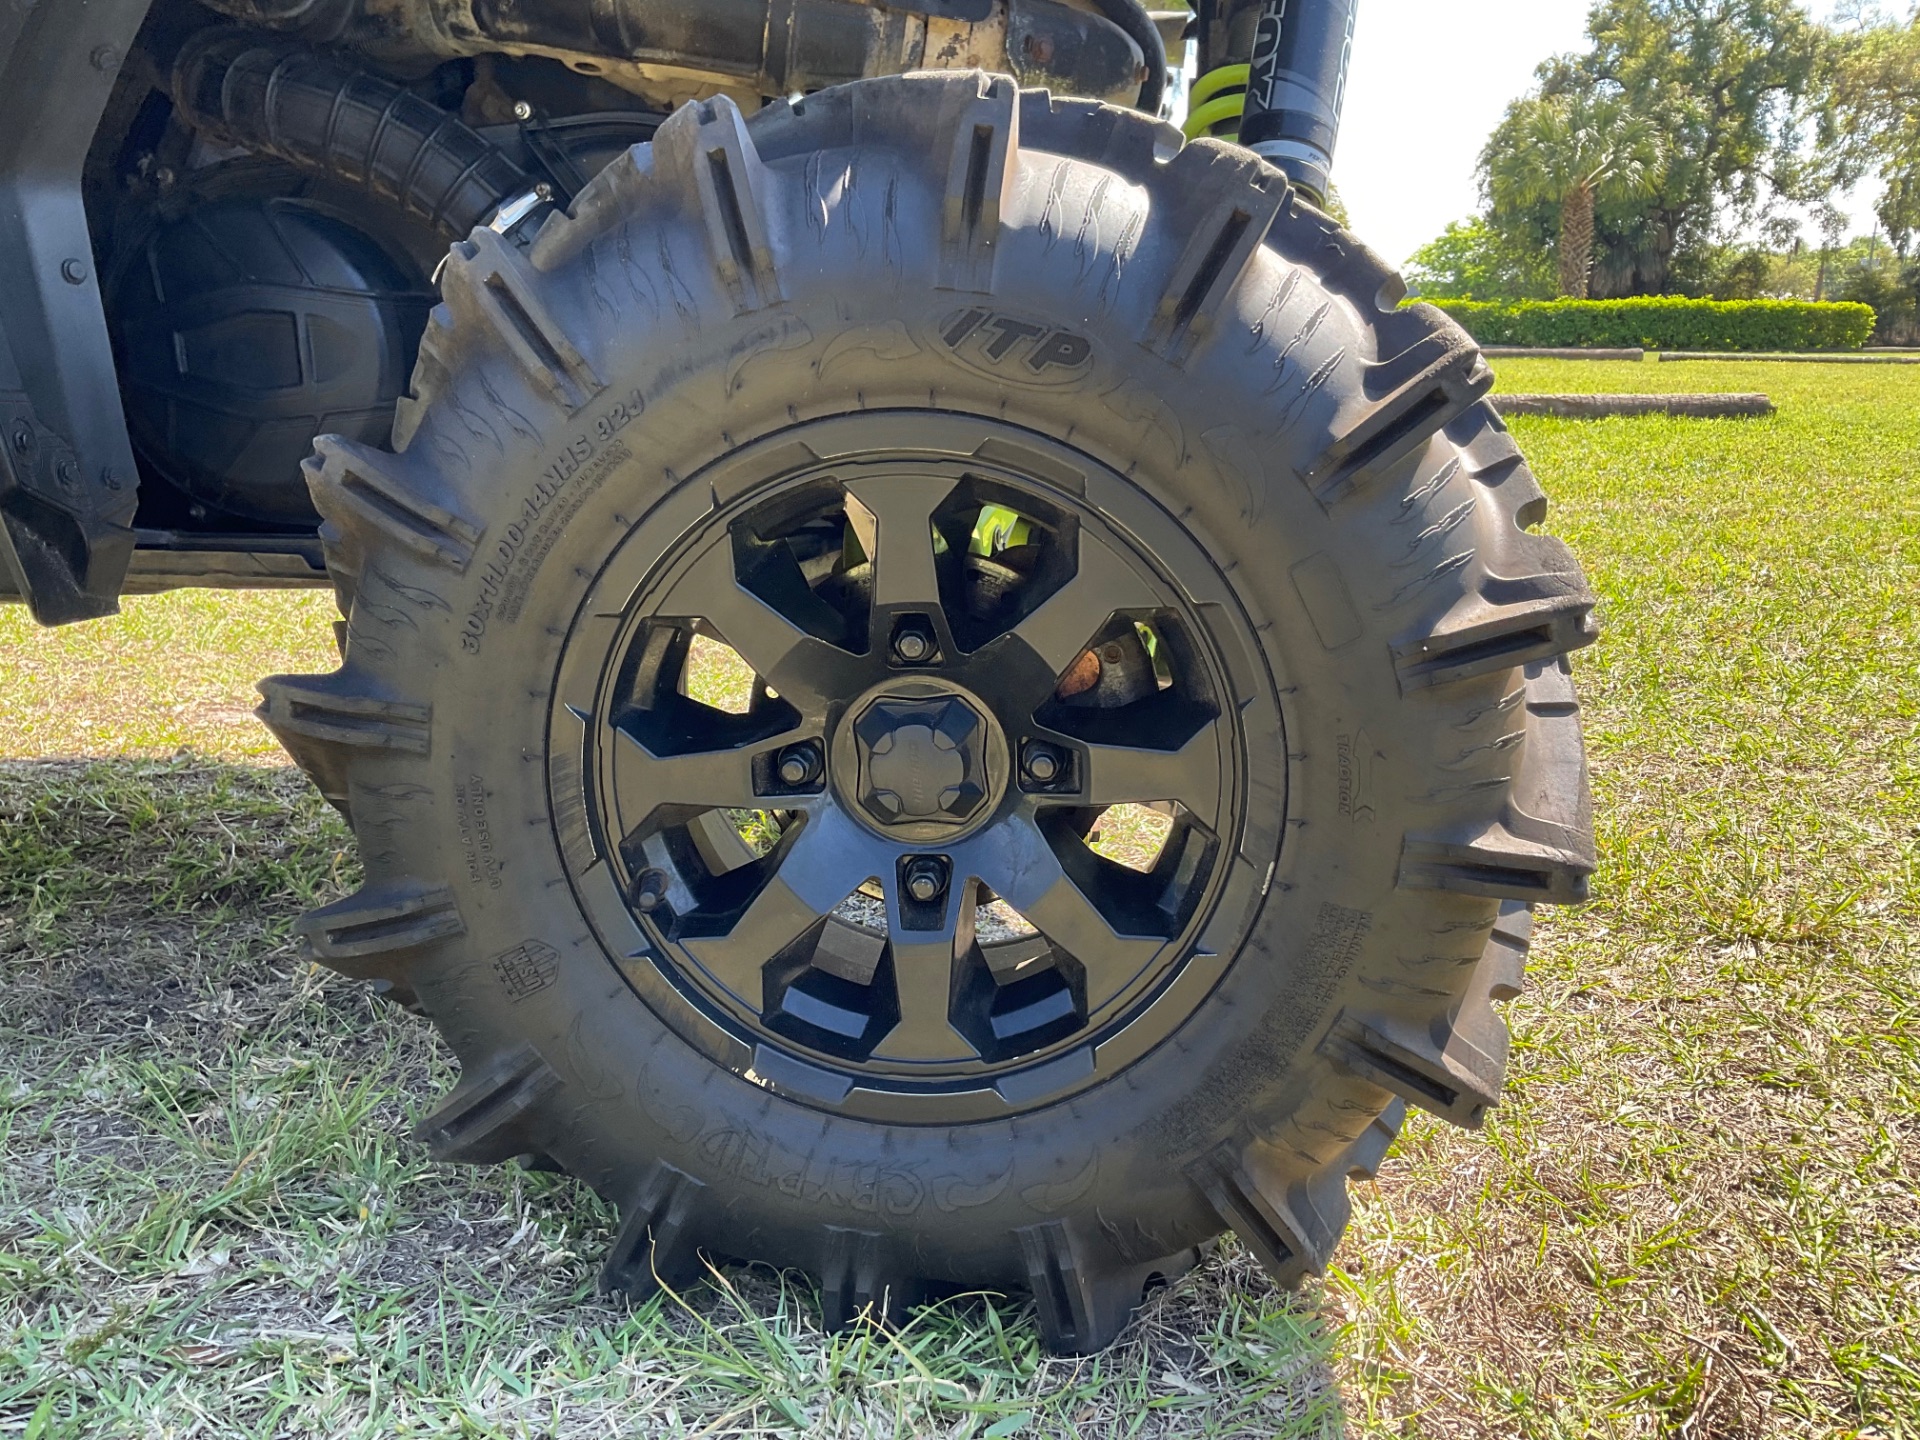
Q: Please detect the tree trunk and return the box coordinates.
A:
[1630,209,1680,297]
[1559,183,1595,299]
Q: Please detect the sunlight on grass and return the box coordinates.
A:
[0,589,338,761]
[684,633,757,713]
[1087,803,1173,872]
[1330,358,1920,1436]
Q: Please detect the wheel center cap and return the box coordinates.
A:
[866,718,970,820]
[841,684,1004,839]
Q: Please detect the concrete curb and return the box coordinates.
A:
[1656,351,1920,364]
[1482,347,1645,361]
[1493,393,1774,419]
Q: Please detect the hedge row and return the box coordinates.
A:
[1426,297,1876,352]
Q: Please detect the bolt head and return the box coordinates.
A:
[892,629,932,663]
[632,868,669,913]
[904,859,948,904]
[1023,744,1060,783]
[513,100,534,121]
[776,742,821,787]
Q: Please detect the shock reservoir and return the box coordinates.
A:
[1236,0,1356,204]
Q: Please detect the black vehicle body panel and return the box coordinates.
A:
[0,0,154,624]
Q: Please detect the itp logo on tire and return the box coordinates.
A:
[940,308,1094,386]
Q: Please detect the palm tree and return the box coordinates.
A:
[1486,94,1664,299]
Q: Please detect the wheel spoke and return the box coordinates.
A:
[1078,720,1224,818]
[869,877,977,1062]
[974,815,1167,1012]
[1004,534,1160,679]
[682,808,886,1001]
[612,725,777,815]
[844,476,957,616]
[658,540,863,712]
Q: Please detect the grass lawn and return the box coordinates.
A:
[0,359,1915,1437]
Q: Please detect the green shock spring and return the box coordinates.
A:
[1183,63,1249,141]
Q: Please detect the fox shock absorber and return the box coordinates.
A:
[1236,0,1356,205]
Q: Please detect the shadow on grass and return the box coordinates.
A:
[0,756,1344,1439]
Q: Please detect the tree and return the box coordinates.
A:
[1821,15,1920,255]
[1484,0,1825,295]
[1834,252,1920,343]
[1403,218,1555,300]
[1485,93,1663,298]
[1811,202,1847,301]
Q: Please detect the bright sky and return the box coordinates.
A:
[1332,0,1880,268]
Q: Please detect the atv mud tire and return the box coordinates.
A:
[261,72,1596,1355]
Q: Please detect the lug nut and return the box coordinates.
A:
[903,857,949,905]
[776,741,822,787]
[1022,741,1063,785]
[891,625,934,664]
[632,867,669,913]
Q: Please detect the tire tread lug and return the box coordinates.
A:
[297,879,463,975]
[600,1160,707,1299]
[819,1227,910,1330]
[1318,1009,1502,1129]
[1015,1219,1171,1355]
[1185,1145,1315,1286]
[1302,322,1495,508]
[937,73,1019,294]
[415,1045,563,1165]
[308,436,480,573]
[657,95,784,314]
[443,228,603,411]
[1141,142,1286,364]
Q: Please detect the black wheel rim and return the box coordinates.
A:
[550,414,1283,1119]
